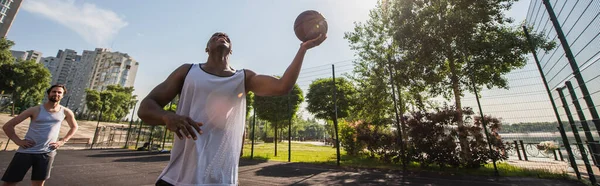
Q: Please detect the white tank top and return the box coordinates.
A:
[157,63,247,186]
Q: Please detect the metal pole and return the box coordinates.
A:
[471,78,499,176]
[148,125,155,152]
[386,60,406,171]
[542,0,600,136]
[3,139,9,151]
[288,93,292,162]
[251,103,256,159]
[162,101,173,151]
[566,81,599,165]
[135,121,143,149]
[90,98,106,149]
[332,64,341,166]
[523,25,580,176]
[558,86,595,184]
[124,100,137,148]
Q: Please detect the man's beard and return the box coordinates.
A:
[49,96,59,103]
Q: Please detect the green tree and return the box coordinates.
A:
[85,89,101,118]
[0,38,14,66]
[85,85,136,122]
[253,84,303,156]
[0,38,51,112]
[306,77,357,139]
[385,0,555,161]
[0,60,51,113]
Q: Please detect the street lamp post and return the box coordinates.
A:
[124,99,138,149]
[10,101,14,116]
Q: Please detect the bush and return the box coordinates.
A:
[355,121,400,163]
[406,105,507,169]
[339,120,366,156]
[406,108,460,168]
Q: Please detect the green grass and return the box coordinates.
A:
[241,141,572,180]
[242,142,338,163]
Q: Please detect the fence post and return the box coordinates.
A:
[251,103,256,159]
[161,101,173,151]
[558,86,593,183]
[124,100,138,149]
[520,140,528,161]
[514,140,522,160]
[542,0,600,136]
[331,64,341,166]
[3,139,10,151]
[90,98,106,149]
[135,121,144,149]
[471,77,498,176]
[287,93,292,162]
[386,56,407,171]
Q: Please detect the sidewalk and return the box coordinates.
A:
[0,149,586,186]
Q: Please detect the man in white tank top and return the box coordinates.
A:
[138,32,326,186]
[1,85,79,186]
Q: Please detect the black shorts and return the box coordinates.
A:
[155,179,174,186]
[1,151,56,182]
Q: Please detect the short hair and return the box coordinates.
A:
[46,84,67,95]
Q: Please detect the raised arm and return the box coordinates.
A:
[246,34,326,96]
[2,106,36,148]
[137,64,202,140]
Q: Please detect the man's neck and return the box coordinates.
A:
[205,51,233,72]
[44,101,60,110]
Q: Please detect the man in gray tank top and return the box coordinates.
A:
[138,32,326,186]
[1,84,79,186]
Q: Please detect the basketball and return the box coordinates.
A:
[294,10,328,42]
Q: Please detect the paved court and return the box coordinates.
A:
[0,149,586,185]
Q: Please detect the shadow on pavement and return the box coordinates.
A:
[87,150,166,158]
[255,162,329,178]
[112,154,171,162]
[239,157,269,166]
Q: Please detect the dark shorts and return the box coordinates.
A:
[1,151,56,182]
[155,179,174,186]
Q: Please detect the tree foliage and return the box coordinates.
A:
[345,0,556,162]
[85,85,137,122]
[253,84,303,156]
[0,38,51,112]
[306,77,357,120]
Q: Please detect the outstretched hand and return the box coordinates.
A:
[301,34,327,50]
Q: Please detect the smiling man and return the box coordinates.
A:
[1,84,79,186]
[138,32,326,186]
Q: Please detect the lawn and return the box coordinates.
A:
[241,141,571,180]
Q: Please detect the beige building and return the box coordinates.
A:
[89,48,139,91]
[10,50,42,63]
[0,0,22,37]
[39,48,139,113]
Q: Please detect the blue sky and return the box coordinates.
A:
[8,0,533,121]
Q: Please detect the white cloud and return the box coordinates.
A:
[22,0,128,47]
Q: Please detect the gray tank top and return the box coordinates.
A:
[17,105,64,153]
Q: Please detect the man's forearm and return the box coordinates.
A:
[2,126,21,142]
[279,47,308,92]
[61,127,78,142]
[138,98,172,126]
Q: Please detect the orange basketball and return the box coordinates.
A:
[294,10,328,42]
